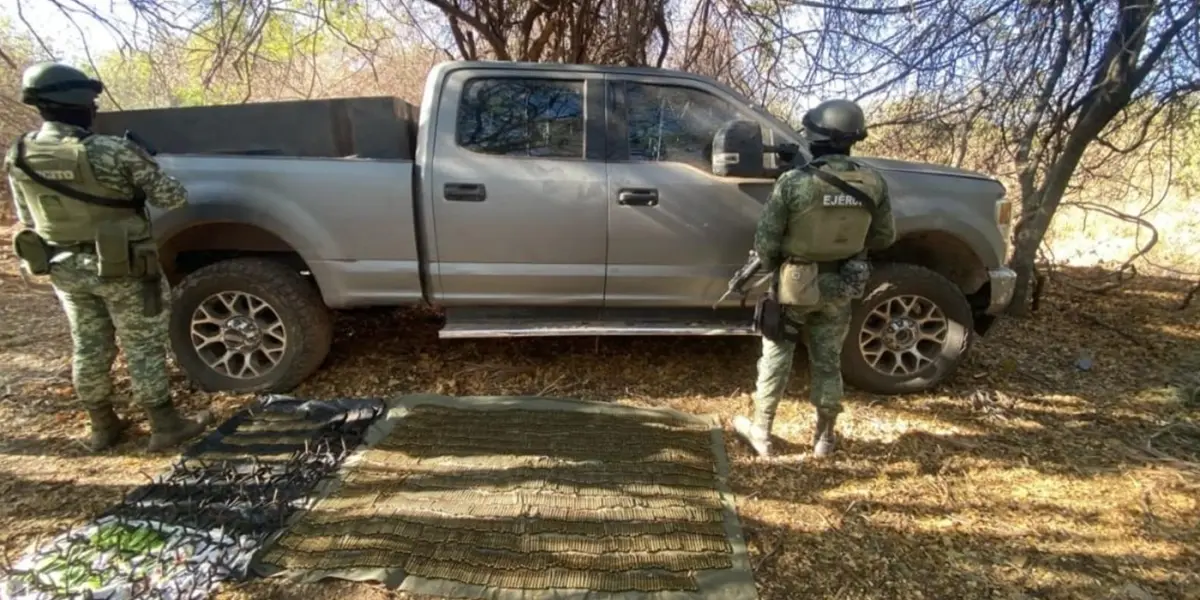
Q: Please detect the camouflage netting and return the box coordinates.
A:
[0,395,384,600]
[254,394,759,600]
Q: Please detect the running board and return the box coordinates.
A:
[439,321,757,339]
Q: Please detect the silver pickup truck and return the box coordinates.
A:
[92,60,1016,396]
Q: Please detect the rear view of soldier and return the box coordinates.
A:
[4,62,213,452]
[732,99,896,459]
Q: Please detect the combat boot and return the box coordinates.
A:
[812,411,840,458]
[145,402,214,452]
[732,415,772,458]
[86,407,129,451]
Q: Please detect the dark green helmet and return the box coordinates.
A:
[20,62,104,107]
[801,99,868,146]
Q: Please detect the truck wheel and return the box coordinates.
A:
[840,262,974,395]
[168,257,333,393]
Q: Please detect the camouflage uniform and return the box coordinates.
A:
[6,122,184,409]
[734,154,895,458]
[6,62,211,452]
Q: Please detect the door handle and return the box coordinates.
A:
[444,182,487,202]
[617,188,658,206]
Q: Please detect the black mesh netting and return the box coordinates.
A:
[0,395,384,600]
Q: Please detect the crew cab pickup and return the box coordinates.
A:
[92,59,1017,396]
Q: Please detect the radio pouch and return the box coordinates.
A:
[95,222,131,278]
[777,261,820,307]
[12,229,52,275]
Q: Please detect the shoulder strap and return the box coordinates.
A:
[10,134,145,211]
[800,161,877,212]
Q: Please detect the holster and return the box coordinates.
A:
[753,274,804,343]
[142,275,164,318]
[11,229,52,276]
[132,239,164,317]
[94,223,163,316]
[130,239,161,280]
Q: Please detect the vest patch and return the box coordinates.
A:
[822,193,862,207]
[36,170,76,181]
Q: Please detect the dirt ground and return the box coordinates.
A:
[1,230,1197,600]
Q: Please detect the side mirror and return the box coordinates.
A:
[711,120,765,177]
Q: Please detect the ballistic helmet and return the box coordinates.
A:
[801,99,868,147]
[20,62,104,108]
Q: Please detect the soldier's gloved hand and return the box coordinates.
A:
[840,259,871,299]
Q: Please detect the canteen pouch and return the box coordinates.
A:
[94,222,131,278]
[777,261,820,307]
[12,229,52,275]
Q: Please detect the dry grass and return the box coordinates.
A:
[1,223,1199,600]
[1043,201,1200,277]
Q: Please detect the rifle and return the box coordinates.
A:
[713,250,769,309]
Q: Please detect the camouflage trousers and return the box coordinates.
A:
[750,278,853,433]
[48,252,172,412]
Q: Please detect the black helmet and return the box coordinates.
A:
[801,99,868,146]
[20,62,104,107]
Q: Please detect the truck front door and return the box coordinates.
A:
[427,67,608,309]
[602,75,776,310]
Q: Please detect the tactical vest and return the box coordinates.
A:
[781,160,883,263]
[7,132,149,245]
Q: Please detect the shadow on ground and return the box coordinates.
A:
[2,266,1197,600]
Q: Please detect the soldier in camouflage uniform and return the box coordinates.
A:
[4,62,212,452]
[732,99,896,459]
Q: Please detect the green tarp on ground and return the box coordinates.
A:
[252,394,759,600]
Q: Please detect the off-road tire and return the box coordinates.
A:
[169,257,333,393]
[840,262,974,395]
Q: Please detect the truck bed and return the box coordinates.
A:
[92,96,418,160]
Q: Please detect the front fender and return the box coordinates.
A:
[892,212,1003,269]
[883,171,1007,268]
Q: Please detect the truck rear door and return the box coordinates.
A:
[602,74,775,309]
[426,67,608,308]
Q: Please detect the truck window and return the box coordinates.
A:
[456,78,585,159]
[622,82,747,170]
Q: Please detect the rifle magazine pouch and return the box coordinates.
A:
[12,229,51,275]
[95,222,131,278]
[777,261,820,307]
[129,239,161,279]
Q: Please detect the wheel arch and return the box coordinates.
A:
[159,221,317,289]
[870,230,989,295]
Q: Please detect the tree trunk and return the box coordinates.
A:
[1006,216,1043,317]
[1005,129,1098,316]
